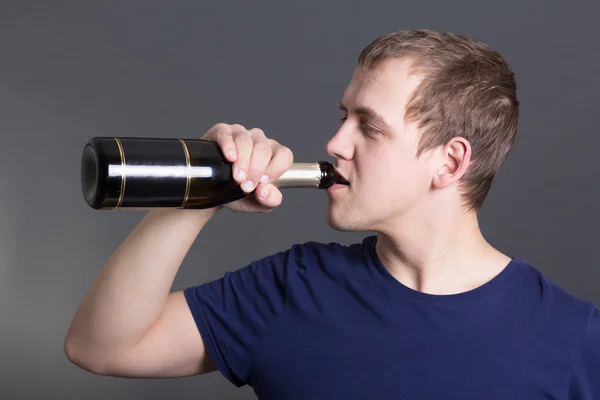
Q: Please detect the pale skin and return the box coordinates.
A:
[64,57,512,378]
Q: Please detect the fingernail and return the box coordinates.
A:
[259,186,269,199]
[241,181,254,192]
[226,150,235,160]
[235,169,246,181]
[261,174,269,184]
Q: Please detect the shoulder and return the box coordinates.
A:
[582,304,600,358]
[509,260,600,389]
[245,236,374,287]
[224,236,371,287]
[287,235,373,278]
[516,260,594,319]
[515,259,598,350]
[582,303,600,345]
[568,301,600,398]
[291,236,370,266]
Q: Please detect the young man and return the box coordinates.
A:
[65,30,599,399]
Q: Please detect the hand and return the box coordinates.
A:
[201,123,294,213]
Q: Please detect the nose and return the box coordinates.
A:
[325,123,354,161]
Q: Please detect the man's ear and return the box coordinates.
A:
[432,136,472,189]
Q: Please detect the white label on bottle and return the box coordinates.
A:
[109,165,213,179]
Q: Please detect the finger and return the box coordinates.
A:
[231,125,253,187]
[202,123,236,162]
[202,123,229,141]
[214,127,237,162]
[245,138,272,192]
[254,183,283,210]
[261,142,294,183]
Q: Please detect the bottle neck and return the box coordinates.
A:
[272,162,334,189]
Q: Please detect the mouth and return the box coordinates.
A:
[328,169,350,192]
[334,172,350,186]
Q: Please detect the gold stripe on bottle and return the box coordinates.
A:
[179,138,191,208]
[114,137,126,209]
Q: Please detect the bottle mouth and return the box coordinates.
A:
[81,143,100,206]
[335,174,349,185]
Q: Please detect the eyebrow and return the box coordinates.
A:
[338,102,392,132]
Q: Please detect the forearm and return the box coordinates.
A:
[65,207,219,357]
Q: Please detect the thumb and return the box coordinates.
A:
[254,183,282,211]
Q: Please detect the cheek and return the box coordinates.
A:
[360,150,428,203]
[358,152,399,198]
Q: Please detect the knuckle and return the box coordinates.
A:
[253,141,272,157]
[231,123,246,132]
[250,128,265,137]
[203,123,226,140]
[215,128,230,140]
[211,123,230,135]
[212,122,228,130]
[279,146,294,162]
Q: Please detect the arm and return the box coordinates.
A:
[64,123,292,378]
[64,208,220,377]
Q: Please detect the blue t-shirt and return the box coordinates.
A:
[184,236,600,399]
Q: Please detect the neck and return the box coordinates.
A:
[374,203,511,295]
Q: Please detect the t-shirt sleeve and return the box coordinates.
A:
[183,245,301,387]
[569,303,600,399]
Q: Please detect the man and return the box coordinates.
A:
[65,30,599,399]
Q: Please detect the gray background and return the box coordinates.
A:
[1,1,598,399]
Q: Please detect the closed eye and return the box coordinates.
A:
[340,116,380,136]
[360,122,380,135]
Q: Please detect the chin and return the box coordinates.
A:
[326,206,368,232]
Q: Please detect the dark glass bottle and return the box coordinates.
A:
[81,137,337,210]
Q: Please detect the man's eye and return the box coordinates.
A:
[361,123,379,135]
[339,116,379,135]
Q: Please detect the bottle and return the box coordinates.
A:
[81,137,338,210]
